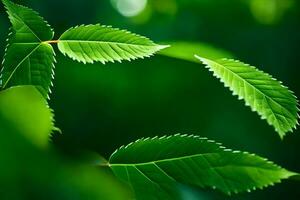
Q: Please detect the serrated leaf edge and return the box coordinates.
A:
[1,0,56,99]
[109,133,297,195]
[58,24,169,64]
[0,27,14,88]
[195,55,300,138]
[2,0,54,42]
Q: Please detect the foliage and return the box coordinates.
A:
[1,0,166,99]
[159,44,299,138]
[58,24,168,64]
[1,0,55,98]
[109,134,296,199]
[195,56,299,138]
[0,88,132,200]
[0,0,299,200]
[0,86,54,147]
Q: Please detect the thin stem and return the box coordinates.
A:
[97,163,110,167]
[45,40,59,44]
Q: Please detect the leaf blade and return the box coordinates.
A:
[0,85,55,147]
[58,24,168,64]
[1,40,55,98]
[109,134,297,199]
[1,0,55,98]
[2,0,54,42]
[195,56,299,138]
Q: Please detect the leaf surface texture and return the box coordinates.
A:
[109,134,296,199]
[58,24,167,64]
[1,0,55,98]
[196,56,299,138]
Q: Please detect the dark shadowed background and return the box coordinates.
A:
[1,0,300,199]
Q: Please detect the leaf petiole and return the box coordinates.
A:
[44,40,59,44]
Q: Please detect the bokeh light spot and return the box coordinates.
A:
[111,0,148,17]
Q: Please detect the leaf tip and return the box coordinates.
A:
[161,44,171,48]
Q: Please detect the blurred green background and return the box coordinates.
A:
[1,0,300,199]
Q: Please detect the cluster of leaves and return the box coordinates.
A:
[1,0,166,99]
[0,0,299,199]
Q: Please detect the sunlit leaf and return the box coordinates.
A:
[196,56,299,138]
[58,24,168,64]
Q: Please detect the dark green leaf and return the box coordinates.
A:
[1,0,55,98]
[2,0,54,42]
[110,134,297,199]
[0,98,132,200]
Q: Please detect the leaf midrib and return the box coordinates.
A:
[14,42,41,45]
[58,39,158,48]
[110,152,281,172]
[12,12,41,42]
[2,43,41,88]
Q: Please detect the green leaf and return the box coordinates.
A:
[2,0,54,42]
[1,0,55,98]
[159,41,234,62]
[0,86,55,147]
[109,134,297,199]
[1,39,55,98]
[57,24,168,64]
[195,56,299,138]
